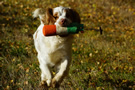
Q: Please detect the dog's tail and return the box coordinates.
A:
[33,8,45,24]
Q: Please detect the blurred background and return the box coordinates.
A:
[0,0,135,89]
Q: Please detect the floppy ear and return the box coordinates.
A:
[69,9,81,23]
[42,8,55,25]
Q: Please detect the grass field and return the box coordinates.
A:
[0,0,135,89]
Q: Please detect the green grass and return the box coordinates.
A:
[0,0,135,89]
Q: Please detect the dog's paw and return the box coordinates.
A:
[39,81,49,89]
[52,78,60,88]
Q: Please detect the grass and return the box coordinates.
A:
[0,0,135,89]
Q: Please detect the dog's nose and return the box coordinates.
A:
[61,19,66,24]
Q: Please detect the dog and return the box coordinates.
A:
[33,6,80,88]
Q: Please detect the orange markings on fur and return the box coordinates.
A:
[43,25,56,36]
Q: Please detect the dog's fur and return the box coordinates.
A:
[33,6,80,87]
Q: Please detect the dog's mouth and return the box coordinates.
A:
[59,23,69,27]
[59,34,69,37]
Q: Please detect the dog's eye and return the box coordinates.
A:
[54,16,58,19]
[53,12,59,20]
[59,13,62,16]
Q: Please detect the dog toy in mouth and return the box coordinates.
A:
[42,23,84,36]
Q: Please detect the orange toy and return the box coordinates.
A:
[42,23,84,36]
[43,25,56,36]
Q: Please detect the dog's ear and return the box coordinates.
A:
[42,8,55,25]
[67,9,81,23]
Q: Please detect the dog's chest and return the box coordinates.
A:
[43,36,67,49]
[42,36,71,64]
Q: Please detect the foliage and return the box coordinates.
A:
[0,0,135,89]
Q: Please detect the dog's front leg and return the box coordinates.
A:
[52,59,69,87]
[40,63,52,87]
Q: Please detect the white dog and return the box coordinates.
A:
[33,6,80,87]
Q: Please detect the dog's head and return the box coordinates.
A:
[42,6,80,26]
